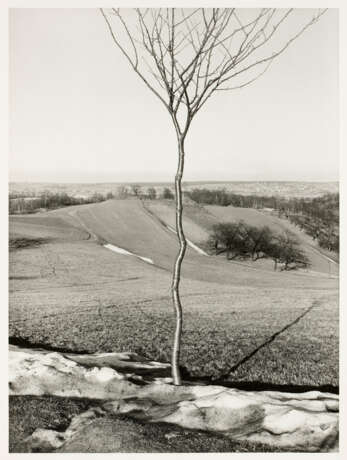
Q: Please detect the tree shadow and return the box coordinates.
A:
[181,299,338,394]
[212,300,320,383]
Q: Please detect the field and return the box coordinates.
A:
[144,199,338,276]
[205,205,339,275]
[9,195,339,452]
[9,198,338,386]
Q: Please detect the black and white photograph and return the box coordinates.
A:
[3,0,342,455]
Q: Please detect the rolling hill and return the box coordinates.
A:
[9,198,339,386]
[143,199,338,276]
[205,205,338,275]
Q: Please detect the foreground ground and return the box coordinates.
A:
[9,198,339,451]
[10,396,294,453]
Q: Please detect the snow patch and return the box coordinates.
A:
[88,367,123,383]
[10,346,339,453]
[104,243,154,265]
[166,225,208,256]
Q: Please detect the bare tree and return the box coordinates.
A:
[147,187,157,200]
[116,185,129,199]
[130,184,142,197]
[100,7,326,385]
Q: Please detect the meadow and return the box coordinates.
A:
[145,199,338,275]
[8,193,339,452]
[9,198,338,386]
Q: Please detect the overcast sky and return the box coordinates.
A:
[9,8,338,183]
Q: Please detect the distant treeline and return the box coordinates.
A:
[283,194,339,253]
[186,188,339,253]
[8,191,113,214]
[8,186,175,214]
[210,222,309,271]
[126,185,174,200]
[185,188,339,217]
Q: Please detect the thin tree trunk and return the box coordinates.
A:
[171,135,187,386]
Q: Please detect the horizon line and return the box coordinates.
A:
[9,179,339,185]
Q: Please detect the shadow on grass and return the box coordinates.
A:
[186,378,339,395]
[10,299,338,394]
[181,370,338,394]
[9,336,91,355]
[207,299,320,383]
[181,299,339,393]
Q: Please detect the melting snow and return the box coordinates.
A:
[104,243,154,265]
[166,225,208,256]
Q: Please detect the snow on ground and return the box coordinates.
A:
[104,243,154,265]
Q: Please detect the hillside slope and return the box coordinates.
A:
[50,199,337,287]
[9,199,338,386]
[205,205,338,276]
[142,199,338,276]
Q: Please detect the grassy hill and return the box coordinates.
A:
[205,205,338,276]
[144,199,338,276]
[9,198,338,387]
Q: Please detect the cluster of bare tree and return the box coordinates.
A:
[186,188,256,207]
[187,189,339,253]
[9,185,177,214]
[210,221,310,271]
[280,194,339,253]
[287,214,339,253]
[186,188,338,218]
[8,191,114,214]
[127,185,174,200]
